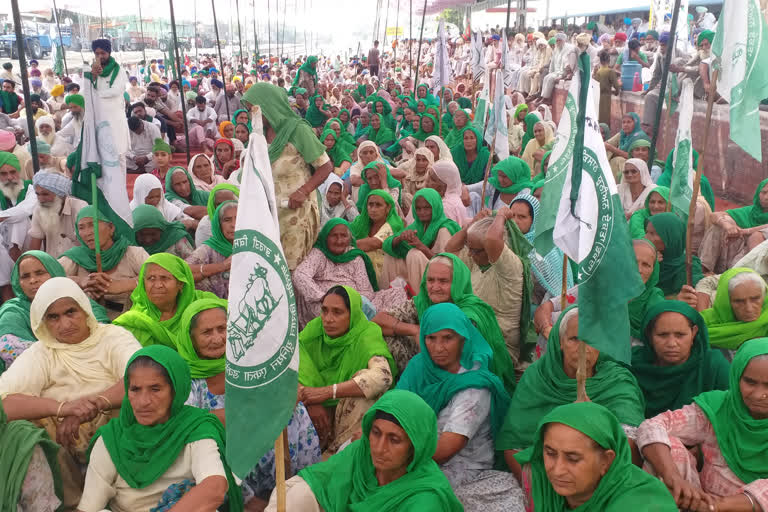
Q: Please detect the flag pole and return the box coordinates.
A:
[10,0,39,174]
[169,0,191,162]
[685,69,718,286]
[408,0,412,81]
[480,137,497,205]
[275,430,287,512]
[439,86,444,137]
[138,0,147,69]
[90,176,103,272]
[413,0,427,98]
[560,254,568,309]
[211,0,230,119]
[51,0,69,76]
[235,0,245,81]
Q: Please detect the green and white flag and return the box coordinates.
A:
[669,78,695,218]
[225,106,299,478]
[484,31,509,159]
[534,52,644,364]
[712,0,768,162]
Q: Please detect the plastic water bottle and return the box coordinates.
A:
[632,72,643,92]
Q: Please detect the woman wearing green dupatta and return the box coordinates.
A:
[293,218,409,328]
[298,285,396,454]
[415,83,438,106]
[0,399,62,511]
[349,189,404,287]
[382,189,461,291]
[165,167,210,220]
[629,186,670,239]
[442,108,469,148]
[305,94,331,129]
[113,253,217,349]
[468,156,532,213]
[497,306,645,455]
[519,112,542,157]
[639,338,768,512]
[627,239,666,339]
[700,267,768,351]
[645,212,704,296]
[320,129,353,174]
[657,148,715,210]
[410,113,439,142]
[515,402,677,512]
[632,300,729,418]
[355,161,404,213]
[230,108,252,132]
[372,97,396,130]
[81,345,243,512]
[186,201,237,299]
[700,177,768,274]
[132,204,194,258]
[396,303,524,511]
[194,182,239,247]
[293,55,319,93]
[323,117,357,150]
[271,389,461,512]
[604,112,647,178]
[0,250,109,365]
[450,126,490,184]
[60,206,149,319]
[178,299,322,500]
[366,113,396,150]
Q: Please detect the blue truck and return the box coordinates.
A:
[0,20,72,60]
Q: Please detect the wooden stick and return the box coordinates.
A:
[576,341,588,401]
[275,429,287,512]
[480,137,497,207]
[686,69,718,286]
[439,86,444,137]
[560,253,568,310]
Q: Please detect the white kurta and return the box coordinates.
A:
[93,67,130,155]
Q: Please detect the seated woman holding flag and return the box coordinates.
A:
[177,298,321,506]
[186,201,237,299]
[298,286,397,455]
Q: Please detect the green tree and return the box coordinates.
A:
[436,8,464,32]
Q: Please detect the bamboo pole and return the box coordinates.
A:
[211,0,230,119]
[235,0,245,81]
[169,0,191,162]
[560,253,568,310]
[480,137,497,206]
[138,0,147,67]
[51,0,69,76]
[275,430,287,512]
[10,0,38,174]
[686,69,718,286]
[413,0,428,99]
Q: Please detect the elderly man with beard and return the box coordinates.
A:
[28,172,87,258]
[671,30,716,99]
[205,78,224,108]
[214,83,241,123]
[58,94,85,149]
[0,152,37,262]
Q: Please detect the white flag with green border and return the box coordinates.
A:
[225,106,299,478]
[534,52,644,364]
[669,78,694,218]
[712,0,768,162]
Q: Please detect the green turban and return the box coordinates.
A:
[65,94,85,108]
[0,151,20,171]
[34,138,51,155]
[646,30,659,40]
[152,138,172,154]
[697,30,715,46]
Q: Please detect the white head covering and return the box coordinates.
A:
[617,158,654,217]
[35,115,56,145]
[188,153,225,192]
[432,160,467,225]
[129,173,183,222]
[537,104,553,122]
[425,135,452,161]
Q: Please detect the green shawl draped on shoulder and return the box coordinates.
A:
[320,129,353,167]
[693,338,768,484]
[396,303,511,436]
[132,204,193,255]
[413,253,517,394]
[0,90,19,114]
[700,267,768,350]
[411,114,438,142]
[628,239,665,338]
[61,206,131,272]
[324,118,358,149]
[382,189,460,259]
[230,108,253,132]
[298,286,396,405]
[305,94,329,127]
[241,83,326,164]
[292,55,318,86]
[300,390,463,511]
[355,162,403,212]
[628,186,669,239]
[164,167,210,206]
[349,189,404,240]
[632,300,730,418]
[657,148,715,210]
[0,400,62,512]
[113,253,218,348]
[415,84,438,106]
[617,112,647,152]
[368,114,396,147]
[176,297,229,378]
[496,306,645,450]
[372,98,396,130]
[726,177,768,228]
[646,213,704,295]
[520,113,542,155]
[91,345,243,511]
[449,126,490,184]
[315,219,378,291]
[488,156,532,199]
[203,201,237,257]
[0,250,108,339]
[514,402,678,511]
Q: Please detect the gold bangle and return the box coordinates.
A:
[96,395,112,412]
[56,401,67,422]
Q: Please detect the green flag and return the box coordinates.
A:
[669,78,694,218]
[712,0,768,162]
[225,108,299,478]
[534,52,644,364]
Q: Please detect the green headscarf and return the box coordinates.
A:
[372,98,396,130]
[627,239,665,338]
[315,218,379,291]
[113,253,217,348]
[132,204,193,255]
[368,113,396,147]
[176,297,229,378]
[230,108,252,132]
[292,55,318,86]
[323,118,357,148]
[693,338,768,483]
[413,253,516,393]
[383,189,460,259]
[0,400,62,511]
[397,303,511,436]
[415,83,438,105]
[300,390,463,511]
[514,402,678,511]
[726,178,768,228]
[349,189,404,240]
[488,156,532,198]
[61,206,131,272]
[164,167,209,206]
[496,306,645,450]
[206,183,240,219]
[411,113,438,142]
[298,286,396,405]
[513,103,528,122]
[0,90,19,114]
[646,213,704,295]
[457,97,472,109]
[305,94,329,127]
[632,300,729,418]
[92,345,243,511]
[204,200,237,257]
[701,268,768,350]
[241,83,326,164]
[0,250,108,339]
[628,186,669,239]
[520,112,542,153]
[449,126,490,184]
[442,109,468,148]
[321,129,353,167]
[657,149,715,210]
[355,162,403,212]
[618,112,647,152]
